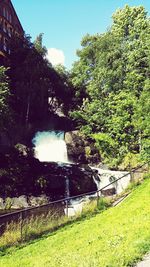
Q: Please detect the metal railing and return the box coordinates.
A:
[0,161,149,247]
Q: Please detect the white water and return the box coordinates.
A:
[66,168,131,216]
[32,131,69,163]
[91,167,131,195]
[32,131,131,216]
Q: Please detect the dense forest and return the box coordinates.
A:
[0,5,150,172]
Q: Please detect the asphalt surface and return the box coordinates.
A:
[136,254,150,267]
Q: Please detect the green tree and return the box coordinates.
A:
[134,84,150,160]
[70,5,150,166]
[0,66,11,131]
[54,64,75,114]
[34,33,47,58]
[8,34,69,125]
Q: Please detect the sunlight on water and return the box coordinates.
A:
[32,131,69,163]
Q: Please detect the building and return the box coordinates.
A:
[0,0,24,65]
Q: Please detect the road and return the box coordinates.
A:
[136,254,150,267]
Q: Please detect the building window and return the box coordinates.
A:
[3,38,7,51]
[3,22,7,32]
[3,21,8,33]
[0,18,3,30]
[3,38,8,52]
[8,27,11,37]
[6,10,9,20]
[9,14,12,23]
[3,7,6,17]
[10,27,13,35]
[0,34,2,47]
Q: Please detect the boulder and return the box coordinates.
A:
[15,144,29,156]
[65,131,100,164]
[11,195,29,209]
[4,197,13,210]
[29,195,49,207]
[0,198,4,209]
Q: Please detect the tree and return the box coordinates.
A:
[8,34,69,125]
[34,33,47,58]
[54,64,75,114]
[70,5,150,166]
[133,83,150,160]
[0,66,11,131]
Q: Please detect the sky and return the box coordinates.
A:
[12,0,150,69]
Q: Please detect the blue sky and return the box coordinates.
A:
[12,0,150,69]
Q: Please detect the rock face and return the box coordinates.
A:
[0,195,50,210]
[0,144,98,203]
[0,163,97,210]
[0,148,97,202]
[65,131,100,164]
[29,195,49,207]
[41,162,97,199]
[11,196,29,209]
[0,198,4,209]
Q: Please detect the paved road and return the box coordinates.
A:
[136,254,150,267]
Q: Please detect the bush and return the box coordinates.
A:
[97,197,112,211]
[119,152,142,170]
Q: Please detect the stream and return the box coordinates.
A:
[32,130,131,216]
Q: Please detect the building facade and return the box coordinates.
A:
[0,0,24,65]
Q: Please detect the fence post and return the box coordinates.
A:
[20,211,23,242]
[66,199,68,217]
[129,163,134,182]
[65,176,70,217]
[23,209,27,241]
[97,191,100,208]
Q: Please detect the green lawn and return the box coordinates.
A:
[0,178,150,267]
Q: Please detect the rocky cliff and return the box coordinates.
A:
[65,131,100,164]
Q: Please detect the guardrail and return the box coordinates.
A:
[0,161,149,247]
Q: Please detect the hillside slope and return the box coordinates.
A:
[0,178,150,267]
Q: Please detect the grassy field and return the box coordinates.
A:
[0,177,150,267]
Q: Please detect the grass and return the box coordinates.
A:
[0,196,112,249]
[0,175,150,267]
[0,208,72,249]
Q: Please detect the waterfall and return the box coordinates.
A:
[91,167,131,195]
[32,131,69,163]
[65,176,70,198]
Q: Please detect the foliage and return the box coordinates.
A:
[93,132,118,166]
[1,5,150,168]
[119,152,141,170]
[34,33,47,57]
[0,67,11,131]
[97,197,112,210]
[70,5,150,166]
[8,34,49,124]
[54,64,75,114]
[8,34,72,126]
[140,139,150,161]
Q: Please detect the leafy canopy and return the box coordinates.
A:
[70,5,150,167]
